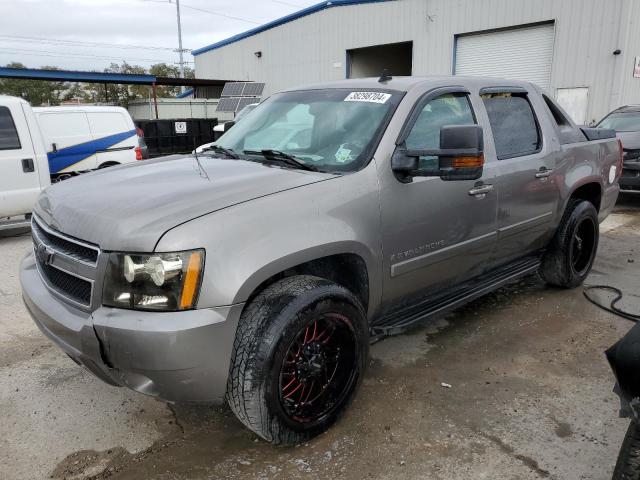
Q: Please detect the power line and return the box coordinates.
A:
[0,34,184,52]
[136,0,261,24]
[0,47,173,63]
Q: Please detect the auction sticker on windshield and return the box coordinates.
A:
[344,92,391,104]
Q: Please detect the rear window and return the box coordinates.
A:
[0,106,21,150]
[482,93,541,159]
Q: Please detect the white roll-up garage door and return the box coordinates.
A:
[455,23,555,91]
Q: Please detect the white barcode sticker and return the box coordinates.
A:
[344,91,391,104]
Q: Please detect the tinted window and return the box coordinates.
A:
[482,94,540,159]
[542,94,585,144]
[406,93,475,150]
[0,106,21,150]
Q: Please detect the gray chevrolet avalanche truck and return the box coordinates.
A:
[21,76,622,444]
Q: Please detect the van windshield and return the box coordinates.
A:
[214,89,401,173]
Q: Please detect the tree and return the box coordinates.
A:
[0,62,65,106]
[149,63,195,98]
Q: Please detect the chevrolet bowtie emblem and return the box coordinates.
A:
[36,243,55,266]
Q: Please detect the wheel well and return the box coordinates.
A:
[569,183,601,212]
[98,161,120,169]
[247,254,370,311]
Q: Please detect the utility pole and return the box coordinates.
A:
[175,0,185,93]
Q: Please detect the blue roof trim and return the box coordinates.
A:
[0,67,156,84]
[192,0,393,56]
[176,88,194,98]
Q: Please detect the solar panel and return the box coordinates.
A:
[216,97,241,112]
[221,82,246,97]
[242,83,265,96]
[237,97,259,111]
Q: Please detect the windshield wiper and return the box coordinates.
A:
[243,149,318,171]
[200,145,240,159]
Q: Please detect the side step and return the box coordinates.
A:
[370,256,541,339]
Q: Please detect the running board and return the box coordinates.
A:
[370,256,541,339]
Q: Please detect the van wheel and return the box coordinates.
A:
[540,199,599,288]
[226,275,368,445]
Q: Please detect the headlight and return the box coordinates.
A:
[103,249,205,311]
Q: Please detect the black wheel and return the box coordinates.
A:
[540,199,599,288]
[226,275,368,444]
[613,421,640,480]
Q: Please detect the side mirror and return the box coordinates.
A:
[391,124,484,181]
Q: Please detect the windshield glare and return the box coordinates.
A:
[215,89,399,172]
[598,112,640,132]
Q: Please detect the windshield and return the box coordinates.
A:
[214,89,401,172]
[234,103,258,122]
[597,112,640,132]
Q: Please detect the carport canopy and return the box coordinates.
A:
[0,67,236,118]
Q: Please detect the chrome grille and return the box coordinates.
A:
[32,215,100,308]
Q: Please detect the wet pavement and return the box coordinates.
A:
[1,194,639,480]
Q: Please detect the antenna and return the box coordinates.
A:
[378,69,392,83]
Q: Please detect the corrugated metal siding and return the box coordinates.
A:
[455,23,555,90]
[194,0,630,121]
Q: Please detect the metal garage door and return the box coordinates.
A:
[455,23,555,91]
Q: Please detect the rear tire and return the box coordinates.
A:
[226,275,368,445]
[613,421,640,480]
[540,199,599,288]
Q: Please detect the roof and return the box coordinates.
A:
[33,105,128,113]
[0,67,235,87]
[192,0,394,56]
[280,75,538,93]
[613,105,640,113]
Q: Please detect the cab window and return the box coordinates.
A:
[0,107,21,150]
[405,93,476,169]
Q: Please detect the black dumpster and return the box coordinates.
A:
[135,118,218,157]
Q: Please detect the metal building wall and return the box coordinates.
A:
[194,0,635,121]
[127,98,233,121]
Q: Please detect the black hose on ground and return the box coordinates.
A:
[583,285,640,322]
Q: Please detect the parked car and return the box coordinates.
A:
[0,96,146,229]
[33,105,142,179]
[597,105,640,192]
[21,76,621,445]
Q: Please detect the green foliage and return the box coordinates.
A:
[0,61,194,107]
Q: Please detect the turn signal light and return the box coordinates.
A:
[180,251,203,309]
[135,147,143,161]
[452,155,484,168]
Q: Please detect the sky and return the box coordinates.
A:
[0,0,319,71]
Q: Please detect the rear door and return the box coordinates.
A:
[481,87,561,265]
[36,110,94,173]
[0,104,41,217]
[87,111,137,167]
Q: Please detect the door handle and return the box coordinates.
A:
[535,167,553,178]
[21,158,35,173]
[468,184,494,196]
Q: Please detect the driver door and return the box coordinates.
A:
[378,88,499,309]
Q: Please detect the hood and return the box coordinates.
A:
[35,155,335,251]
[618,131,640,151]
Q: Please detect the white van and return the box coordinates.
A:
[33,105,141,177]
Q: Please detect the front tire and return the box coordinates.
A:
[226,275,368,444]
[540,199,599,288]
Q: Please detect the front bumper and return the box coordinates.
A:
[621,159,640,191]
[20,251,244,404]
